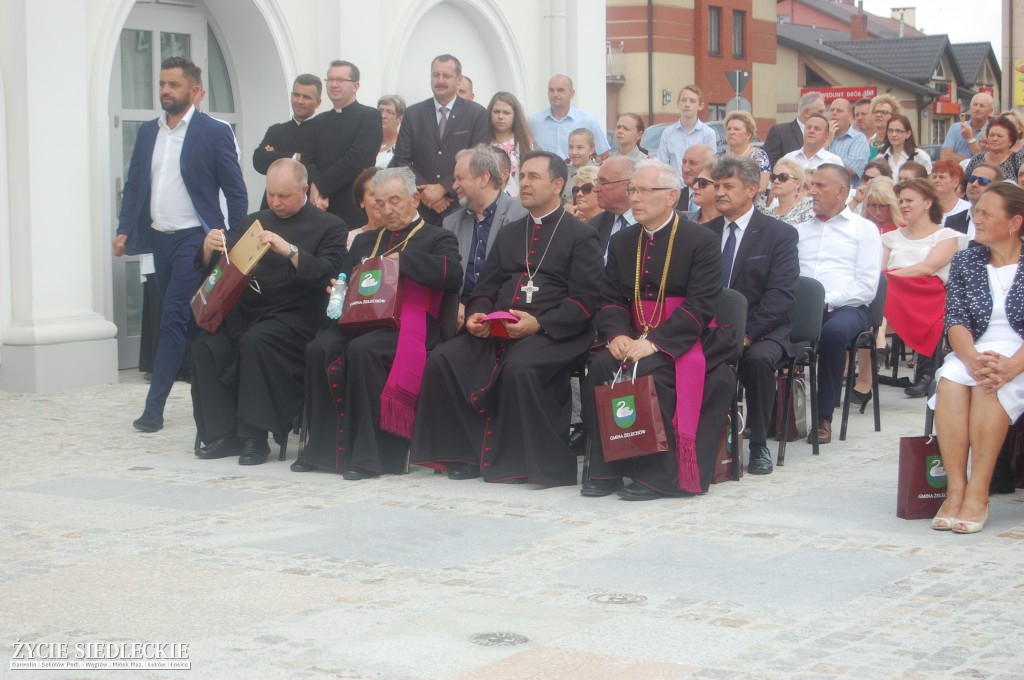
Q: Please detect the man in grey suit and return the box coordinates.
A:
[391,54,489,225]
[445,145,528,330]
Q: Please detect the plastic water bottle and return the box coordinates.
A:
[326,273,347,319]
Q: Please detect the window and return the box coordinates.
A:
[732,10,745,58]
[707,104,727,122]
[708,7,721,56]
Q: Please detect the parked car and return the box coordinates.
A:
[640,120,758,157]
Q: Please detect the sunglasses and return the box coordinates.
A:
[769,173,794,183]
[967,175,993,186]
[692,177,714,189]
[862,173,880,183]
[571,183,594,196]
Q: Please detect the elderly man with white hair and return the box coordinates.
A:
[580,159,738,500]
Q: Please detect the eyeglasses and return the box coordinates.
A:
[873,110,893,117]
[626,186,675,197]
[968,175,994,186]
[864,203,889,211]
[326,77,356,85]
[769,173,794,183]
[691,177,714,189]
[571,183,594,196]
[595,177,629,186]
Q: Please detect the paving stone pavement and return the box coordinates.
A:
[2,371,1023,679]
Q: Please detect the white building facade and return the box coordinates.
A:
[0,0,607,392]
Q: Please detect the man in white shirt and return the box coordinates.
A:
[656,84,718,184]
[113,56,247,433]
[590,156,636,257]
[528,75,610,159]
[782,114,845,171]
[796,163,882,444]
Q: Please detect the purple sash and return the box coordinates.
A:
[379,280,442,439]
[631,297,715,494]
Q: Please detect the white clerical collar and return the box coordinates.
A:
[531,205,561,225]
[643,213,675,236]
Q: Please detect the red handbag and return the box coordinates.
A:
[190,260,252,333]
[896,435,948,520]
[772,372,808,442]
[712,408,745,484]
[339,256,403,333]
[594,363,669,463]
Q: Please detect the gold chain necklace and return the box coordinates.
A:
[633,214,679,339]
[370,218,424,257]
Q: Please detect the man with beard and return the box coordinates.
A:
[580,159,736,500]
[191,159,346,464]
[444,145,528,329]
[303,60,382,229]
[411,150,603,486]
[113,55,247,433]
[289,167,462,478]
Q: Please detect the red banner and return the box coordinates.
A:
[800,86,878,102]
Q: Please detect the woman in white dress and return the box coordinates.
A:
[883,178,963,399]
[931,183,1024,533]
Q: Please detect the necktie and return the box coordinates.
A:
[438,106,449,138]
[604,215,631,264]
[722,222,738,288]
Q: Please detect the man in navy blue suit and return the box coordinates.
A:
[113,56,247,433]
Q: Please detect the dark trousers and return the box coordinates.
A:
[145,227,204,417]
[817,305,869,421]
[740,338,785,444]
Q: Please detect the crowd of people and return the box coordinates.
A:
[113,54,1024,529]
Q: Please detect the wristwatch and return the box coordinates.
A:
[289,244,299,257]
[967,138,977,145]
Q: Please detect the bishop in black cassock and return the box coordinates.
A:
[291,168,462,478]
[580,160,736,500]
[411,151,603,487]
[191,160,346,465]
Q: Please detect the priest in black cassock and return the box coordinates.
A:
[580,159,737,500]
[302,60,382,228]
[290,167,462,479]
[410,150,603,486]
[191,159,347,465]
[252,74,321,209]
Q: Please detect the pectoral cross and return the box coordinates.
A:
[520,278,539,304]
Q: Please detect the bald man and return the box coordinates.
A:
[941,93,994,163]
[676,144,716,212]
[528,74,610,159]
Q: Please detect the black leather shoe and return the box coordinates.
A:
[904,374,931,398]
[447,462,481,480]
[580,478,624,497]
[747,443,774,475]
[290,458,317,472]
[342,468,379,480]
[617,482,671,501]
[133,411,163,433]
[238,438,271,466]
[196,437,241,459]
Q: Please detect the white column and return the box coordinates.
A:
[0,0,118,392]
[550,0,568,76]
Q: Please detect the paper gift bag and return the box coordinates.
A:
[339,256,403,333]
[712,408,745,484]
[189,221,270,333]
[772,372,807,442]
[595,363,669,463]
[896,435,948,520]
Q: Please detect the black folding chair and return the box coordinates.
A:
[777,276,826,465]
[839,276,887,441]
[715,288,748,481]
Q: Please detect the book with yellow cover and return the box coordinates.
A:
[229,220,271,275]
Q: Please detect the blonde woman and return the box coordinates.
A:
[565,165,603,221]
[758,158,812,225]
[719,110,770,191]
